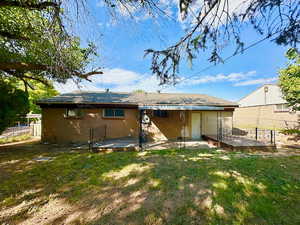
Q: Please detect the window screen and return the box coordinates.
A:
[65,109,84,118]
[103,109,125,118]
[154,110,168,117]
[274,104,289,112]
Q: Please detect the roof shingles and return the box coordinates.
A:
[37,91,238,107]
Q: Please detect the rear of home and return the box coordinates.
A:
[37,91,238,143]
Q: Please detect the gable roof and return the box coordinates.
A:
[238,84,278,103]
[37,91,238,107]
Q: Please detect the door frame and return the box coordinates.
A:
[191,112,202,140]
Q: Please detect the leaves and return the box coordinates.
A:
[0,0,101,84]
[145,0,300,85]
[278,48,300,111]
[0,79,29,134]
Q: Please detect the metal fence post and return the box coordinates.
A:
[255,127,258,140]
[270,130,273,144]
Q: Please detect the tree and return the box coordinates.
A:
[142,0,300,84]
[0,80,29,133]
[2,0,299,85]
[279,48,300,111]
[0,0,102,87]
[17,79,59,114]
[0,0,101,132]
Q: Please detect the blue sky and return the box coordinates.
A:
[55,0,291,102]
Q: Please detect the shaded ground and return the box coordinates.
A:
[0,142,299,225]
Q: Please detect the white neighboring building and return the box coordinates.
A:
[239,84,287,108]
[234,84,299,129]
[234,84,299,147]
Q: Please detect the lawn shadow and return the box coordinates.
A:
[0,147,299,225]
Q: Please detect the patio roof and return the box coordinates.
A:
[138,105,225,110]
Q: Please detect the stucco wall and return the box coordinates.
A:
[233,105,299,129]
[145,110,233,140]
[201,111,233,135]
[42,108,234,143]
[145,110,190,141]
[41,108,139,143]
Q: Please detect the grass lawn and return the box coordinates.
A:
[0,134,32,144]
[0,143,299,225]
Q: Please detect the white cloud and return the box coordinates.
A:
[180,71,256,86]
[54,69,264,93]
[234,77,278,86]
[54,68,176,93]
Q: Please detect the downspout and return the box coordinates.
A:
[217,112,219,141]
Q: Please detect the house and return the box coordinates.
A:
[234,84,300,130]
[37,91,238,143]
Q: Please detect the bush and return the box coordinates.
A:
[280,129,300,136]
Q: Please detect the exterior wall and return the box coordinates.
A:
[42,107,235,143]
[233,105,300,146]
[201,111,233,135]
[145,110,233,141]
[233,105,300,129]
[239,84,286,107]
[41,108,139,143]
[144,110,190,141]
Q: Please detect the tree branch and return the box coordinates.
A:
[0,0,60,11]
[0,31,29,41]
[0,62,103,82]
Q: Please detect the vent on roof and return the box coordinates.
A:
[105,88,110,93]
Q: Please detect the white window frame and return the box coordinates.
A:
[273,104,290,112]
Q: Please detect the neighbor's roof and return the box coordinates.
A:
[37,91,238,107]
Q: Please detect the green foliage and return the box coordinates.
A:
[0,134,31,144]
[0,1,100,84]
[17,79,59,113]
[0,1,95,130]
[0,80,29,134]
[278,48,300,110]
[280,129,300,136]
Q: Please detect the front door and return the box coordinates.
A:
[191,113,201,140]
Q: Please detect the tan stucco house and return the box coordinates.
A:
[37,91,238,143]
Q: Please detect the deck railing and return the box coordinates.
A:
[89,125,107,151]
[219,127,276,144]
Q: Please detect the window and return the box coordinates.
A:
[274,104,290,112]
[103,109,125,118]
[154,110,168,117]
[64,109,84,118]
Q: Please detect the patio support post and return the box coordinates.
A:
[255,127,258,140]
[270,130,273,144]
[138,109,144,150]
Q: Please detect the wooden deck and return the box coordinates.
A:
[203,135,277,151]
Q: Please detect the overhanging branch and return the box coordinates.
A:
[0,0,60,11]
[0,62,103,82]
